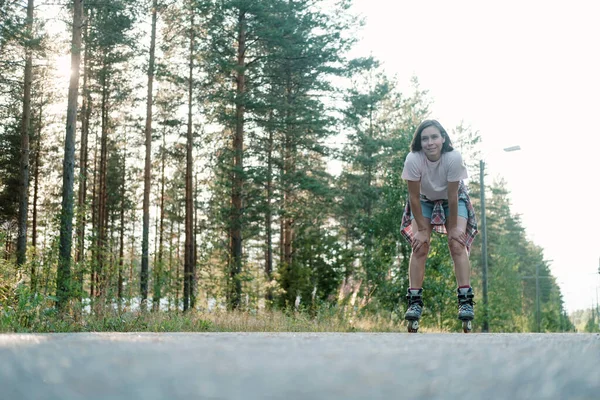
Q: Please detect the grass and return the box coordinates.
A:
[0,286,450,334]
[0,294,425,333]
[0,307,418,334]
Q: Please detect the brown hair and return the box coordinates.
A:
[410,119,454,153]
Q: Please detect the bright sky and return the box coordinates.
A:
[350,0,600,313]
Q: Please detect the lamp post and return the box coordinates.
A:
[480,145,521,333]
[479,160,489,332]
[536,263,541,332]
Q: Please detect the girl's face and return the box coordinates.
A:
[421,126,445,161]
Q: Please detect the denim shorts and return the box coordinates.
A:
[411,199,469,220]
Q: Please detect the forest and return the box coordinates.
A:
[0,0,576,332]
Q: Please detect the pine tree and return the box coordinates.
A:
[253,0,356,308]
[84,0,136,306]
[141,0,159,311]
[74,4,93,301]
[16,0,34,268]
[29,58,58,291]
[204,0,269,309]
[183,2,196,311]
[57,0,83,310]
[339,58,399,305]
[0,0,30,257]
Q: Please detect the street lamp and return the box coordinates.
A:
[480,145,521,333]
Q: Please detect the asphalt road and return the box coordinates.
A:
[1,332,599,400]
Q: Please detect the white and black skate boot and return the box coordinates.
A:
[457,287,475,333]
[405,288,423,333]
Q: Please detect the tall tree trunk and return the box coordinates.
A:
[176,218,181,309]
[279,157,284,299]
[151,183,160,308]
[279,218,284,268]
[30,106,42,292]
[75,8,91,300]
[141,0,158,311]
[283,143,293,268]
[108,210,116,297]
[4,233,9,261]
[283,91,294,269]
[118,142,126,302]
[264,117,274,302]
[17,0,34,268]
[183,10,195,311]
[57,0,83,310]
[364,92,374,302]
[229,9,245,310]
[168,218,174,311]
[31,108,42,249]
[96,62,109,301]
[153,172,163,273]
[282,68,296,306]
[193,168,199,306]
[152,128,165,312]
[41,225,49,294]
[90,132,98,298]
[128,206,136,304]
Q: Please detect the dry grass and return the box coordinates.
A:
[0,287,451,333]
[2,303,426,333]
[201,310,347,332]
[174,308,418,333]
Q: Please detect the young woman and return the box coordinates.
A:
[400,119,478,332]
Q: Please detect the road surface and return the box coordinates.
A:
[1,332,598,399]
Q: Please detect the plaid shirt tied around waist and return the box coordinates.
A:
[400,180,478,254]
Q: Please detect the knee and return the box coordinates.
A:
[412,242,430,258]
[448,240,466,258]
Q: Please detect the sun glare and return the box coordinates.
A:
[53,54,72,82]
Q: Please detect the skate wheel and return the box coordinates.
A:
[406,320,419,333]
[462,320,472,333]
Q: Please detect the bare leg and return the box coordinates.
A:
[447,216,471,287]
[408,218,433,288]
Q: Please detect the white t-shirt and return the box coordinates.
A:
[401,150,468,200]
